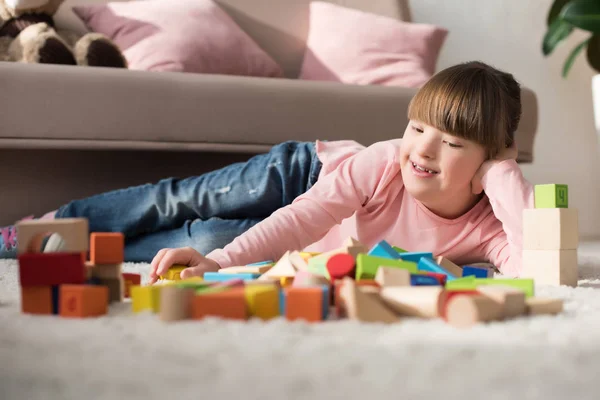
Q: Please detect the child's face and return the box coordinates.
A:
[399,120,487,218]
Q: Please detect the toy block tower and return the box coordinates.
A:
[521,184,578,287]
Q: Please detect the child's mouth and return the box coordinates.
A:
[411,162,439,176]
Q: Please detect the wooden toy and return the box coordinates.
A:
[203,272,261,282]
[462,265,492,278]
[534,184,568,208]
[16,218,88,255]
[292,270,329,287]
[379,286,445,318]
[326,253,356,280]
[159,286,195,322]
[522,208,578,250]
[367,240,402,259]
[375,266,410,287]
[417,271,447,285]
[435,256,463,277]
[522,249,578,287]
[193,288,248,320]
[122,273,141,298]
[19,252,85,286]
[399,252,434,263]
[130,285,161,313]
[85,262,122,279]
[355,254,417,280]
[99,276,124,303]
[244,285,280,320]
[159,265,186,281]
[446,277,535,297]
[59,284,109,318]
[339,278,399,324]
[477,285,526,319]
[417,257,458,281]
[285,286,324,322]
[21,286,53,314]
[308,242,368,278]
[90,232,124,264]
[438,289,480,319]
[445,294,504,328]
[218,265,273,274]
[247,260,274,266]
[258,251,300,280]
[392,246,407,253]
[525,297,564,315]
[409,274,440,286]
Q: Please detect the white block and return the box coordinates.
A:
[521,249,578,287]
[523,208,578,250]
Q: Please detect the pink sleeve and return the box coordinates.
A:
[479,159,534,277]
[205,141,400,268]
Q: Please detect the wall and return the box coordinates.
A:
[412,0,600,238]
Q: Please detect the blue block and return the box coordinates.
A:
[410,274,441,286]
[321,285,330,320]
[203,272,261,282]
[417,258,458,281]
[51,285,60,314]
[399,252,434,263]
[247,260,274,266]
[367,240,402,260]
[279,288,286,315]
[462,265,492,278]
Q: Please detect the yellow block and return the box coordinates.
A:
[244,285,279,320]
[159,265,186,281]
[131,285,162,313]
[280,277,294,287]
[299,252,321,262]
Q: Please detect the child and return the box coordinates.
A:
[0,60,533,283]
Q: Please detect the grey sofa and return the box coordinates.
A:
[0,0,538,225]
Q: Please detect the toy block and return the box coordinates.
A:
[218,265,272,274]
[445,294,504,328]
[375,266,410,287]
[476,285,526,319]
[244,285,280,320]
[158,265,186,281]
[339,278,399,323]
[367,240,402,259]
[392,246,407,253]
[334,279,379,317]
[355,254,417,280]
[410,274,440,286]
[326,253,356,280]
[16,218,88,255]
[258,251,300,281]
[534,184,568,208]
[192,288,248,320]
[19,252,85,287]
[59,284,109,318]
[462,265,492,278]
[122,273,141,298]
[438,289,479,319]
[308,244,367,277]
[399,252,434,263]
[174,279,211,290]
[211,278,245,289]
[98,276,124,303]
[292,270,329,287]
[203,272,260,282]
[285,287,324,322]
[131,285,161,313]
[523,208,578,250]
[435,256,463,277]
[85,262,122,279]
[522,249,578,287]
[417,271,447,286]
[446,277,535,298]
[417,257,458,281]
[51,285,60,314]
[525,297,564,315]
[343,236,364,248]
[90,232,124,264]
[279,277,294,287]
[247,260,274,266]
[21,286,53,314]
[159,286,195,322]
[380,286,445,318]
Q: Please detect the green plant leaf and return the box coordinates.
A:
[562,37,590,77]
[543,18,574,55]
[561,0,600,33]
[548,0,572,26]
[587,34,600,73]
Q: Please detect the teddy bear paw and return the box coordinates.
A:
[75,33,127,68]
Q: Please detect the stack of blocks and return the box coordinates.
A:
[16,218,141,317]
[522,184,579,287]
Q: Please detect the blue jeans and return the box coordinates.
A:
[55,141,322,262]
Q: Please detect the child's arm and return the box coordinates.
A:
[204,141,401,269]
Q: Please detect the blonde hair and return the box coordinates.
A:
[407,61,522,159]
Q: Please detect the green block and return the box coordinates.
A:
[445,276,477,290]
[392,246,407,253]
[446,277,534,298]
[355,254,417,280]
[534,184,568,208]
[176,281,211,290]
[307,257,331,280]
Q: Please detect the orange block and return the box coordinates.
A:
[21,286,52,315]
[59,284,109,318]
[285,287,323,322]
[90,232,124,264]
[192,288,247,320]
[122,273,141,298]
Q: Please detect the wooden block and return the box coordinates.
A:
[158,265,186,281]
[192,288,248,320]
[21,286,53,314]
[85,262,122,279]
[292,270,330,287]
[130,285,161,313]
[380,286,445,318]
[285,287,324,322]
[90,232,124,264]
[445,294,504,328]
[19,252,85,287]
[326,253,356,280]
[410,274,441,286]
[438,289,480,319]
[399,252,434,263]
[244,285,280,320]
[159,286,195,322]
[122,273,141,298]
[97,276,124,303]
[218,265,272,274]
[247,260,274,266]
[334,279,379,317]
[59,284,109,318]
[309,245,367,278]
[462,265,493,278]
[522,249,578,287]
[375,266,411,287]
[16,218,88,255]
[525,297,564,315]
[203,272,260,282]
[417,258,458,280]
[446,277,535,298]
[523,208,578,250]
[367,240,402,259]
[339,277,399,323]
[418,271,447,286]
[355,254,417,280]
[435,256,464,277]
[534,184,568,208]
[477,285,526,319]
[258,251,299,280]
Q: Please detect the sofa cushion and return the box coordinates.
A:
[71,0,284,77]
[299,1,448,87]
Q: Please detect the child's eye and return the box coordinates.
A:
[412,126,423,133]
[444,140,462,148]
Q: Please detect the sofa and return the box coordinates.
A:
[0,0,538,226]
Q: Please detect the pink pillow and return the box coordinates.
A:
[299,2,448,87]
[72,0,284,77]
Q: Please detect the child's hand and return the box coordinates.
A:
[471,141,519,195]
[148,247,221,284]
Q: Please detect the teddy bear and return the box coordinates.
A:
[0,0,127,67]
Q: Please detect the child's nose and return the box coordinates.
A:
[415,138,437,159]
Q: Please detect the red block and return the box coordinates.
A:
[421,271,447,286]
[326,253,356,280]
[19,252,85,287]
[439,289,479,319]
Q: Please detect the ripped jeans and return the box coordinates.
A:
[55,141,322,262]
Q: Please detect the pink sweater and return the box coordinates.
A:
[206,139,534,277]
